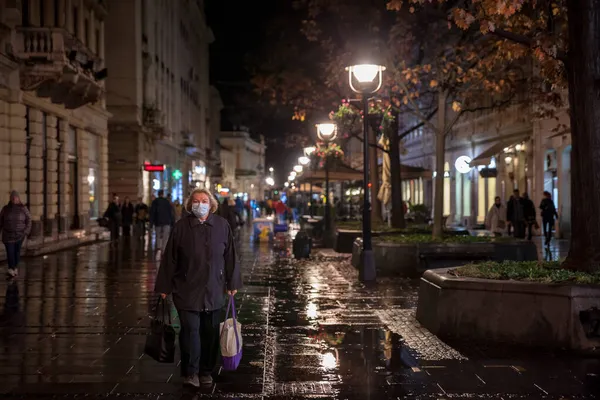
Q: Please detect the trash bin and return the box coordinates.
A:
[293,230,312,259]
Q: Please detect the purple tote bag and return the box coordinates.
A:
[220,295,242,371]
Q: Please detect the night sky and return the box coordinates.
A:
[206,0,299,184]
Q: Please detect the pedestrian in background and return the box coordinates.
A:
[485,196,507,237]
[0,191,31,278]
[150,189,175,254]
[134,197,149,238]
[155,188,242,388]
[174,199,183,222]
[121,197,134,237]
[507,190,525,238]
[103,193,122,243]
[522,193,537,240]
[540,191,559,247]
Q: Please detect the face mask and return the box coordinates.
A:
[192,202,210,218]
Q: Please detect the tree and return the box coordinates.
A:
[385,0,597,271]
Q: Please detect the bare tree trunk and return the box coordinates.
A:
[563,0,600,272]
[369,127,382,223]
[390,109,406,229]
[432,90,447,239]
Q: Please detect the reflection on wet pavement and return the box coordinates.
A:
[0,232,597,399]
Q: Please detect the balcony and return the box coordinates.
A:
[13,27,105,109]
[142,104,167,139]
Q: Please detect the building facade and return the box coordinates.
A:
[0,0,110,246]
[218,129,266,201]
[104,0,214,204]
[401,102,572,238]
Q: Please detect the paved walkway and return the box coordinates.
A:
[0,232,597,399]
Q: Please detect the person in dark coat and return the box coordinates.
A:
[540,191,559,246]
[103,193,122,242]
[155,188,242,388]
[121,196,134,236]
[217,198,238,230]
[134,197,149,238]
[0,191,32,277]
[522,193,537,240]
[150,189,175,252]
[507,189,525,238]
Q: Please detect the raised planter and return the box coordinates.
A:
[351,238,538,277]
[335,227,469,254]
[416,268,600,350]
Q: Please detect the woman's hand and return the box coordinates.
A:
[227,290,237,296]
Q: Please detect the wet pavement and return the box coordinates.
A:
[0,230,597,399]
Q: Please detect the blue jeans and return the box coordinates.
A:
[177,309,221,377]
[4,240,23,270]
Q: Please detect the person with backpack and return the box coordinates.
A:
[150,189,175,253]
[0,191,31,277]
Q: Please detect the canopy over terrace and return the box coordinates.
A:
[298,163,363,183]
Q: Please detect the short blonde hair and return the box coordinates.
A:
[185,188,219,214]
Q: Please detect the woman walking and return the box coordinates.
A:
[155,188,242,388]
[121,197,134,237]
[0,191,32,277]
[485,196,507,237]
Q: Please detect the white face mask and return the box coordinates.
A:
[192,202,210,218]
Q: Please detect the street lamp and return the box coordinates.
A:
[293,165,303,173]
[265,177,275,186]
[316,122,338,240]
[299,156,310,166]
[284,182,289,187]
[346,62,385,282]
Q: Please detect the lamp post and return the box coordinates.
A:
[346,63,386,282]
[316,123,337,238]
[303,147,316,216]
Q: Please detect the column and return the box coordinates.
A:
[28,108,44,238]
[532,122,545,217]
[77,127,90,231]
[58,119,68,232]
[98,20,105,62]
[99,133,109,219]
[65,0,73,33]
[45,115,58,237]
[77,0,84,41]
[43,0,53,27]
[0,100,10,197]
[88,9,95,50]
[58,0,66,27]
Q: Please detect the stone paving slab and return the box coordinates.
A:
[0,233,598,399]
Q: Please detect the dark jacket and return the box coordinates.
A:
[540,198,559,220]
[121,203,134,226]
[135,203,149,221]
[154,213,242,312]
[507,197,524,223]
[522,197,536,222]
[103,202,122,225]
[150,197,175,227]
[0,203,32,243]
[217,202,238,230]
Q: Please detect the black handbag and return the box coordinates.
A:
[144,297,176,363]
[97,217,109,228]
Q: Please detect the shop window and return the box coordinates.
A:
[463,175,471,217]
[477,175,486,223]
[88,133,99,219]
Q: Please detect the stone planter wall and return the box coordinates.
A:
[416,269,600,350]
[351,238,538,277]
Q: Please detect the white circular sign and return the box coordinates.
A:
[454,156,473,174]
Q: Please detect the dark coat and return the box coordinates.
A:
[540,198,559,221]
[522,197,536,222]
[154,213,242,312]
[0,203,32,243]
[121,203,134,226]
[103,202,122,226]
[217,203,238,230]
[150,197,174,227]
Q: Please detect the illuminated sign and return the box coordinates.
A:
[144,164,165,172]
[172,169,183,180]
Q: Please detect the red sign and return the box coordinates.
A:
[144,164,165,172]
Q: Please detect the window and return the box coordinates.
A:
[54,0,60,26]
[39,0,45,26]
[21,0,30,26]
[95,28,100,55]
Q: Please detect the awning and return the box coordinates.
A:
[377,163,433,180]
[299,163,363,183]
[470,135,529,167]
